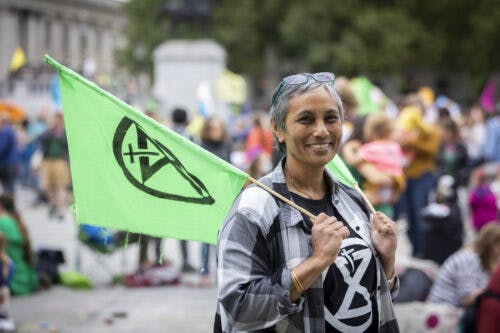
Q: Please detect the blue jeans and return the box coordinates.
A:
[0,166,16,195]
[201,243,211,275]
[397,171,435,257]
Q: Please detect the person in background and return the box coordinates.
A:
[333,76,359,145]
[136,104,165,270]
[0,194,38,295]
[394,100,440,257]
[436,117,468,188]
[421,175,464,265]
[343,112,405,218]
[245,114,274,164]
[199,116,232,286]
[483,107,500,163]
[476,263,500,332]
[0,232,15,331]
[39,113,70,220]
[0,115,19,196]
[170,108,196,273]
[461,104,486,168]
[427,223,500,307]
[469,168,498,231]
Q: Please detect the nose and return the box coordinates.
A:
[313,119,329,137]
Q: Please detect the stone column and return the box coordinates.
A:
[27,13,43,66]
[100,29,113,74]
[86,25,97,61]
[0,8,19,84]
[50,18,64,60]
[153,39,226,119]
[68,22,81,70]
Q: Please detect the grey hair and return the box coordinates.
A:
[269,78,344,153]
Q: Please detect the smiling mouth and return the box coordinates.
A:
[306,143,331,149]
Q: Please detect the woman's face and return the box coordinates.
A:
[206,119,225,142]
[274,87,342,169]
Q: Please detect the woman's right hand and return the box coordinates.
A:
[289,214,350,301]
[310,213,350,268]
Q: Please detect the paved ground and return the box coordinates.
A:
[10,188,218,333]
[12,286,216,333]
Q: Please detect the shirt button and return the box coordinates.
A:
[334,199,339,204]
[377,286,381,291]
[355,226,360,231]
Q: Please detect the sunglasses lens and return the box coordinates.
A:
[283,74,308,85]
[313,72,335,82]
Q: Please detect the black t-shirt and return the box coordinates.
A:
[290,191,378,332]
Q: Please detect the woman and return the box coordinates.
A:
[428,223,500,307]
[215,73,399,332]
[199,116,232,286]
[0,194,39,295]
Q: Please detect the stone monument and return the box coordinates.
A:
[153,39,225,118]
[152,0,226,119]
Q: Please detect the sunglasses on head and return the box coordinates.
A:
[271,72,336,106]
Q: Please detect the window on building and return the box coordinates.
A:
[62,22,68,60]
[18,10,29,52]
[44,19,52,50]
[80,24,88,58]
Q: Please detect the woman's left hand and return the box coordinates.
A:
[370,212,397,267]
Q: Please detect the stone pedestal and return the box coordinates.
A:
[153,39,226,120]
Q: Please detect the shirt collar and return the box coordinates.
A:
[269,157,341,227]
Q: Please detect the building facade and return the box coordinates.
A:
[0,0,126,111]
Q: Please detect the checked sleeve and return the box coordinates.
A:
[217,209,304,331]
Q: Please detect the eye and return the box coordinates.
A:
[298,115,313,123]
[326,114,340,123]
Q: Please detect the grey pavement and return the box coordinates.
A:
[12,286,216,333]
[10,187,218,333]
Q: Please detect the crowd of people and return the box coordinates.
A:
[1,72,500,331]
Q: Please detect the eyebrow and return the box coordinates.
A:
[296,108,340,116]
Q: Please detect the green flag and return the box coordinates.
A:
[326,155,357,187]
[45,55,248,244]
[326,155,375,213]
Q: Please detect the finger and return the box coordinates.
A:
[378,214,396,228]
[379,224,396,236]
[339,226,350,239]
[317,216,338,228]
[312,213,329,224]
[332,221,344,230]
[370,213,381,229]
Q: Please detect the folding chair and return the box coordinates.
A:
[75,224,128,281]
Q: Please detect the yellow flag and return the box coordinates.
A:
[9,47,26,72]
[216,69,246,104]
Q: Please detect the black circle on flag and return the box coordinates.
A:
[112,116,214,205]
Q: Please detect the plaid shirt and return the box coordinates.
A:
[216,161,400,332]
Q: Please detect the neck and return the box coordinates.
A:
[284,157,326,199]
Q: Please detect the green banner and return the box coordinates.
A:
[326,155,357,188]
[45,55,248,244]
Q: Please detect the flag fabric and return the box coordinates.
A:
[479,79,495,114]
[9,47,26,72]
[326,155,357,187]
[45,55,248,245]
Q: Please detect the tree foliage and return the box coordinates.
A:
[116,0,168,76]
[118,0,500,86]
